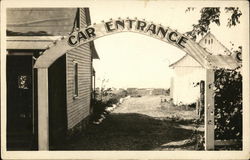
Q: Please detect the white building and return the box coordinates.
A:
[169,32,240,105]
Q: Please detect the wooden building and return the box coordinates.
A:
[6,8,99,150]
[169,32,240,105]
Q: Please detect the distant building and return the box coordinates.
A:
[126,88,167,96]
[135,88,152,96]
[169,32,240,105]
[6,8,99,150]
[127,88,137,95]
[151,88,167,95]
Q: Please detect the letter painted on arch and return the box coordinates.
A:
[34,18,214,69]
[68,18,189,49]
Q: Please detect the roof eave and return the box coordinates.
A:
[168,54,188,67]
[90,41,100,59]
[6,36,62,50]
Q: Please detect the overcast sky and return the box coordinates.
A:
[85,1,248,89]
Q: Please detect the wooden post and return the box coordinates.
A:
[93,70,96,100]
[199,80,205,119]
[196,99,199,116]
[204,69,215,150]
[37,68,49,150]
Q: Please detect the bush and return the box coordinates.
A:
[188,102,196,109]
[194,68,242,150]
[214,68,242,141]
[91,88,127,121]
[91,99,107,120]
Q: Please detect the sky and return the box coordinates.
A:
[86,1,248,89]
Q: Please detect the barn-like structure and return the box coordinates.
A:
[169,32,241,105]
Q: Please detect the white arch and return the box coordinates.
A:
[34,18,216,151]
[34,18,213,69]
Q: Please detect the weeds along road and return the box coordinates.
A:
[60,95,202,150]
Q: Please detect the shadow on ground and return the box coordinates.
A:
[57,113,201,150]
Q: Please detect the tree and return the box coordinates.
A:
[186,7,243,149]
[185,7,242,41]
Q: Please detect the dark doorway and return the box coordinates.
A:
[48,55,67,149]
[7,55,36,150]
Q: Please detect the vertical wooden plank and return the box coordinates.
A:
[37,68,49,150]
[93,69,96,99]
[199,80,205,119]
[205,69,215,150]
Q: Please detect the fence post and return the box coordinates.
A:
[199,80,205,119]
[205,69,215,150]
[37,68,49,150]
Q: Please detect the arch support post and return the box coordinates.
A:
[37,68,49,150]
[205,69,215,150]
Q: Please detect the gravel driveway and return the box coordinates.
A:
[59,95,202,150]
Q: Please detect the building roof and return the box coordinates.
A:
[169,32,240,69]
[198,32,232,56]
[169,54,188,67]
[6,8,100,59]
[7,36,100,59]
[7,8,77,36]
[90,41,100,59]
[206,54,240,69]
[170,53,240,70]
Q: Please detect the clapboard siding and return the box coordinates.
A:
[63,8,93,130]
[80,9,87,28]
[66,42,92,129]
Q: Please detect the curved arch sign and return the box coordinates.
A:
[34,18,213,69]
[33,18,217,151]
[68,19,188,48]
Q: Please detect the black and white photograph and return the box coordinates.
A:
[1,0,249,159]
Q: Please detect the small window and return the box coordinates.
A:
[205,39,207,44]
[208,39,210,44]
[211,39,213,44]
[18,75,29,89]
[73,61,78,98]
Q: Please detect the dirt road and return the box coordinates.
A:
[114,95,197,120]
[61,95,202,150]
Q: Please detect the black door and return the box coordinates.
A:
[7,55,35,150]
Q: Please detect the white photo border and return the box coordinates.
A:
[1,0,249,159]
